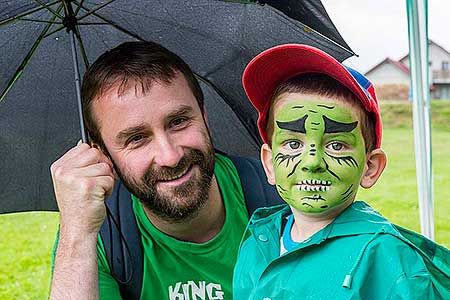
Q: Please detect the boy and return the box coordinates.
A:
[233,44,449,299]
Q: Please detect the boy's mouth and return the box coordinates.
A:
[296,179,331,192]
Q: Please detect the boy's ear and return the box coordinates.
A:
[261,143,276,186]
[360,148,387,189]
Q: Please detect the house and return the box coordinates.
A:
[364,40,450,100]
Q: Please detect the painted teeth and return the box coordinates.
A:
[298,185,330,192]
[299,180,331,185]
[297,179,331,192]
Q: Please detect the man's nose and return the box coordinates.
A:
[152,134,184,168]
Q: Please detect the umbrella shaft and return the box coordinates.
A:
[70,30,88,143]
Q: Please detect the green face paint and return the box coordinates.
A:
[271,95,367,214]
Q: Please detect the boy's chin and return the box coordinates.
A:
[289,197,354,218]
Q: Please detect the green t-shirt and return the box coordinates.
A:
[97,153,249,300]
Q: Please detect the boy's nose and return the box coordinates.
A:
[152,134,184,168]
[301,148,326,173]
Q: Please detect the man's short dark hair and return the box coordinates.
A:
[81,41,203,149]
[266,73,377,153]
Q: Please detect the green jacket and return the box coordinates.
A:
[233,201,450,300]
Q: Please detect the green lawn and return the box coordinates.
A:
[0,101,449,300]
[0,212,58,300]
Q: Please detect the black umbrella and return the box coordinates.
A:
[0,0,354,213]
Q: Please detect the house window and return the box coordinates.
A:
[442,61,449,70]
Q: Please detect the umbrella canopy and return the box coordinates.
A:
[0,0,354,213]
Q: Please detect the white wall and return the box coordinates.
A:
[366,62,410,85]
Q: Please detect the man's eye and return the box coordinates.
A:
[127,135,144,145]
[170,117,188,128]
[327,142,344,151]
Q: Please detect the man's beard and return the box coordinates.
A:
[114,142,216,222]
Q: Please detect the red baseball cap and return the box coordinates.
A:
[242,44,382,148]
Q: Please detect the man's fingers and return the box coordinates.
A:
[74,162,114,178]
[95,175,116,197]
[53,142,91,166]
[64,147,107,169]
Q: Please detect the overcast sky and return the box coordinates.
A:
[321,0,450,73]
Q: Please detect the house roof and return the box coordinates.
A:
[365,57,410,76]
[399,39,450,63]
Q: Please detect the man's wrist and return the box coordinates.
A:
[57,226,99,256]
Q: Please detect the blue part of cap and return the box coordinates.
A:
[344,66,373,99]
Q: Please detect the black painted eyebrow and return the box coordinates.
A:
[276,115,307,133]
[323,115,358,133]
[317,104,335,109]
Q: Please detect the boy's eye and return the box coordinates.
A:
[326,142,345,151]
[289,141,300,149]
[286,140,303,150]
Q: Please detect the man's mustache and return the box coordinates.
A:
[142,149,205,183]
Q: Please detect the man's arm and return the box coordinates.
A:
[49,142,115,300]
[50,230,100,299]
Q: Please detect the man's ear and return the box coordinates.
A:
[360,148,387,188]
[91,142,119,179]
[261,143,276,186]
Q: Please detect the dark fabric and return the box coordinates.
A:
[99,154,283,299]
[100,181,143,300]
[0,0,354,213]
[228,155,283,216]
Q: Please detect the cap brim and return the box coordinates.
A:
[243,44,379,145]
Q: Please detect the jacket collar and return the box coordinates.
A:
[248,201,397,238]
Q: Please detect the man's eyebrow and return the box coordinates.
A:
[166,105,194,120]
[323,115,358,133]
[276,115,307,133]
[116,123,147,143]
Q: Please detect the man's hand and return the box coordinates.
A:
[51,141,115,236]
[50,141,115,300]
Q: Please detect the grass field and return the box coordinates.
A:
[0,101,449,300]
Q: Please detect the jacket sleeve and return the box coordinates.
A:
[387,271,442,300]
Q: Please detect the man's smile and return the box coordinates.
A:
[156,165,195,187]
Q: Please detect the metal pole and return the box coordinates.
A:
[65,0,89,144]
[69,31,88,143]
[406,0,434,239]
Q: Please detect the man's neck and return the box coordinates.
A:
[143,176,225,243]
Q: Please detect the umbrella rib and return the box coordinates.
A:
[195,74,261,145]
[77,22,109,25]
[31,0,64,20]
[0,0,60,27]
[73,27,90,68]
[73,0,118,21]
[16,17,62,24]
[0,5,63,103]
[74,0,86,15]
[270,8,355,57]
[73,0,145,41]
[42,25,65,38]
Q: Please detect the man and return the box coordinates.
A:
[49,41,276,300]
